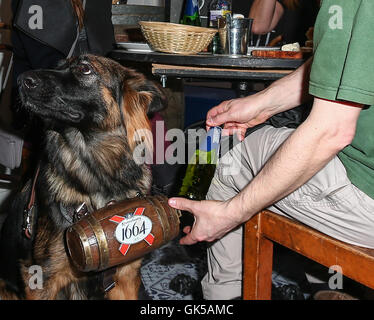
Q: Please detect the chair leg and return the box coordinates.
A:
[243,213,274,300]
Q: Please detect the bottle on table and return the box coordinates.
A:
[181,0,201,26]
[208,0,232,53]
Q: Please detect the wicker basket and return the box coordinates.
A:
[139,21,217,55]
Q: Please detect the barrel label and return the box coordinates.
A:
[109,207,155,256]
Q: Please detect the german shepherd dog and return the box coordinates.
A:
[0,54,165,299]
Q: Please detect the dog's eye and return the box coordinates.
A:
[78,64,92,75]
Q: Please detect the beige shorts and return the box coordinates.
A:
[202,125,374,300]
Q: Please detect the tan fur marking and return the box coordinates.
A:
[23,231,81,300]
[122,86,152,153]
[106,259,142,300]
[46,167,90,204]
[101,87,121,130]
[0,280,19,300]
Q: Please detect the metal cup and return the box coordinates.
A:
[218,14,253,57]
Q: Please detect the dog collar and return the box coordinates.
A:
[59,202,89,225]
[22,165,40,240]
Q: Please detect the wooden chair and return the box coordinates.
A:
[243,210,374,300]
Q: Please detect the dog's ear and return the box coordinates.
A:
[140,80,168,118]
[118,71,166,154]
[121,68,167,118]
[129,79,167,118]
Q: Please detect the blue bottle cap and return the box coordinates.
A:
[199,127,222,164]
[185,0,199,16]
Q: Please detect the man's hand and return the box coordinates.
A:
[206,58,314,140]
[168,197,244,245]
[206,94,272,141]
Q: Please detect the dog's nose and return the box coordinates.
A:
[18,72,40,90]
[22,76,39,89]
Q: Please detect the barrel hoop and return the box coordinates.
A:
[71,224,94,271]
[156,195,180,238]
[87,215,109,271]
[147,197,170,244]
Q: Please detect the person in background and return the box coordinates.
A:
[11,0,114,126]
[11,0,114,73]
[169,0,374,300]
[249,0,319,46]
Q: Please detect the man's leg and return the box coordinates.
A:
[269,156,374,248]
[202,125,374,299]
[202,125,295,299]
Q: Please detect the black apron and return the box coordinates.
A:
[13,0,115,57]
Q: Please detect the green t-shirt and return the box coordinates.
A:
[309,0,374,199]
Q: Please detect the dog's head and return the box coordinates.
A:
[18,54,166,147]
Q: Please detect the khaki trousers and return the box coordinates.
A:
[202,125,374,300]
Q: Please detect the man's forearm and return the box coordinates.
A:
[256,57,313,118]
[249,0,284,34]
[230,98,360,223]
[236,121,335,219]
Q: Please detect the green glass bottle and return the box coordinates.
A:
[179,127,222,200]
[181,0,201,26]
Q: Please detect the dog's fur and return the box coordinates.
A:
[0,54,166,299]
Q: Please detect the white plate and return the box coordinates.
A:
[116,42,153,52]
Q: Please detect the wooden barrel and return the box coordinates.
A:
[66,195,181,272]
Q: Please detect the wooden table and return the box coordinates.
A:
[109,49,304,82]
[152,63,294,81]
[110,49,305,127]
